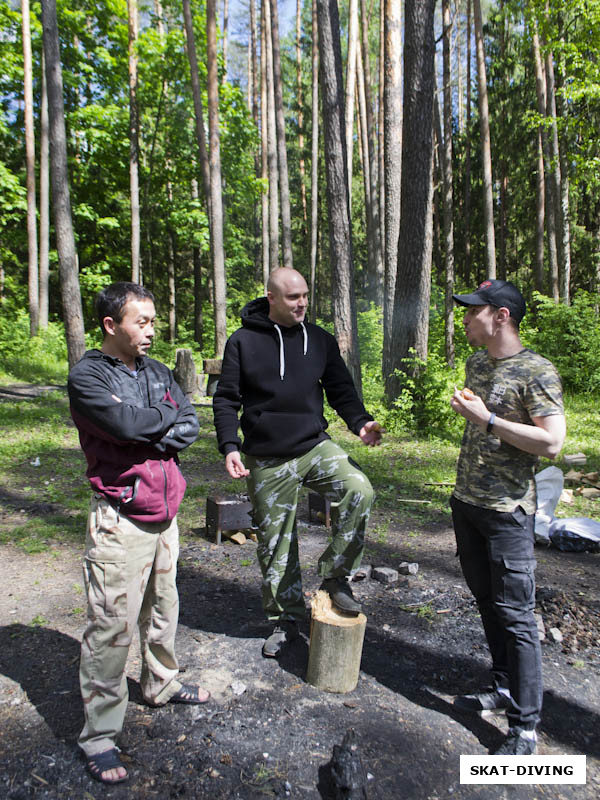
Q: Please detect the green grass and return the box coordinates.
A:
[1,373,598,554]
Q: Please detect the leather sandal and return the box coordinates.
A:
[86,748,128,784]
[168,684,211,704]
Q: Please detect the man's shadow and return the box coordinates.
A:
[0,624,83,744]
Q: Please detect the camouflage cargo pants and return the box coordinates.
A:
[79,495,183,757]
[245,440,374,622]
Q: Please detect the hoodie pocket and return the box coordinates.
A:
[245,411,323,455]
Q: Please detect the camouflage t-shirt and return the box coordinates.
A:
[454,348,563,513]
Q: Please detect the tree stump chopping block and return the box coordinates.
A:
[306,591,366,693]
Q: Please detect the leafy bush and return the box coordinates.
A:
[522,291,600,393]
[0,312,69,383]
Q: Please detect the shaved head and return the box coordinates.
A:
[267,268,307,296]
[266,268,309,327]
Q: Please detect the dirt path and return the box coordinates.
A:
[1,499,599,799]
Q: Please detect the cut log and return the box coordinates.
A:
[173,348,197,398]
[306,591,366,693]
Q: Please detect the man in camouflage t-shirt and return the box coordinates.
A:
[449,280,565,755]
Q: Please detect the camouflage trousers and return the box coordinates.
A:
[245,440,374,622]
[79,495,183,757]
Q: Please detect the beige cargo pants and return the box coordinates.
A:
[79,495,183,757]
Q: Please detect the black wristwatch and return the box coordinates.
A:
[487,412,496,433]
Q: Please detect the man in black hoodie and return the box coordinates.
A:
[213,268,382,657]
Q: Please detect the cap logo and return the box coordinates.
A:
[478,280,492,289]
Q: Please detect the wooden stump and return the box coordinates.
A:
[306,591,366,693]
[173,348,197,398]
[203,358,223,397]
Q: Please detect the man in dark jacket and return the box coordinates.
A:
[68,282,207,785]
[213,268,381,657]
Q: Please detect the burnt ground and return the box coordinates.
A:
[1,498,599,800]
[0,385,599,798]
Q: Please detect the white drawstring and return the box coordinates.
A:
[274,324,285,380]
[273,322,308,380]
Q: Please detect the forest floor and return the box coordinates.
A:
[0,386,599,799]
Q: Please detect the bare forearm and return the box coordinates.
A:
[488,415,565,459]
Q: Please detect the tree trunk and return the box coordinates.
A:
[345,0,359,209]
[207,0,227,357]
[456,0,464,133]
[22,0,39,336]
[260,6,270,286]
[191,178,204,345]
[464,0,472,284]
[41,0,85,367]
[473,0,496,278]
[39,47,50,329]
[310,0,319,313]
[316,0,361,392]
[127,0,141,283]
[183,0,211,218]
[545,46,564,302]
[442,0,455,367]
[270,0,293,268]
[386,0,435,402]
[378,5,385,256]
[531,24,558,299]
[296,0,308,235]
[360,0,383,305]
[222,0,229,82]
[554,34,572,304]
[263,0,279,271]
[382,0,402,384]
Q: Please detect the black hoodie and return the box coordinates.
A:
[213,297,373,458]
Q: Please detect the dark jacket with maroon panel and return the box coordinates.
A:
[68,349,199,523]
[213,297,373,458]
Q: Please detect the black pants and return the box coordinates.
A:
[450,496,542,730]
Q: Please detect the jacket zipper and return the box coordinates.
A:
[160,461,169,519]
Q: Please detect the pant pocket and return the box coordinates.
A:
[84,559,128,619]
[500,557,536,609]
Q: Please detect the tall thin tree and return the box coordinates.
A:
[270,0,294,268]
[310,0,319,312]
[442,0,455,366]
[345,0,359,208]
[127,0,141,282]
[39,48,50,329]
[386,0,436,401]
[382,0,402,382]
[183,0,212,217]
[473,0,496,278]
[40,0,85,366]
[316,0,361,390]
[22,0,39,336]
[207,0,227,356]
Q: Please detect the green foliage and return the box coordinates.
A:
[522,291,600,392]
[389,351,464,437]
[0,313,68,383]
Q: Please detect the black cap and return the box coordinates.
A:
[452,279,526,323]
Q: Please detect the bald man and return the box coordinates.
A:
[213,269,381,657]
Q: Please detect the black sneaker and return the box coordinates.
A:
[262,621,299,658]
[453,688,512,714]
[320,577,361,615]
[492,727,537,755]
